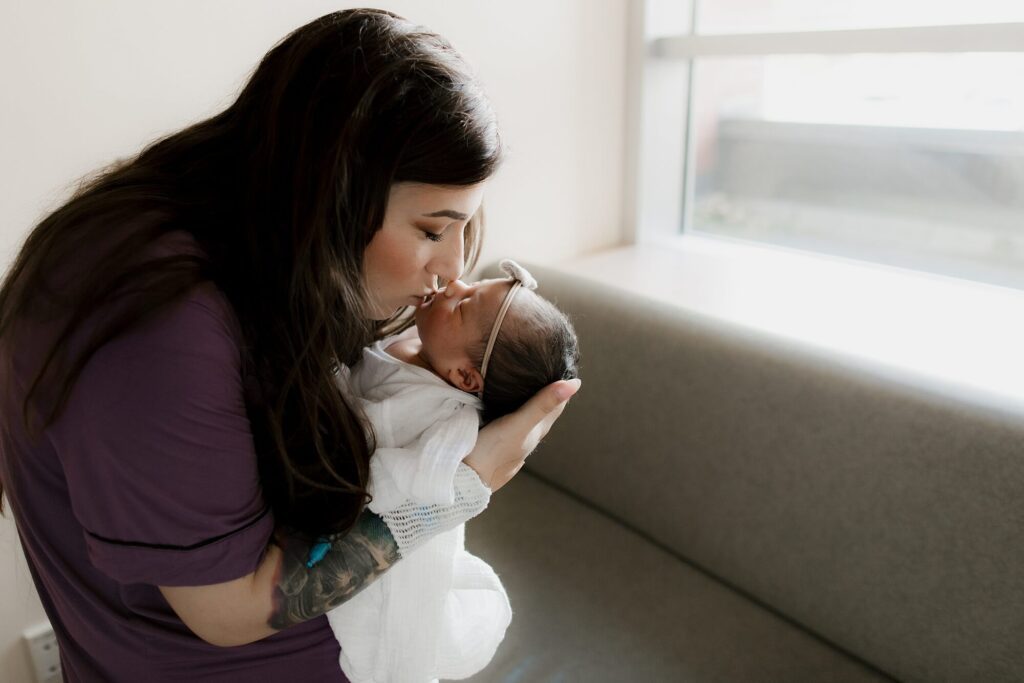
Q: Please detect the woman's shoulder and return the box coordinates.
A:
[128,229,241,348]
[58,280,247,425]
[177,281,242,341]
[155,231,245,342]
[129,282,243,366]
[70,261,242,379]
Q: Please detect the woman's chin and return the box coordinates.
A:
[366,302,404,321]
[366,295,426,321]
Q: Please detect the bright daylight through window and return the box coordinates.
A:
[640,0,1024,290]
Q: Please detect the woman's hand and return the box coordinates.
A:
[463,378,581,491]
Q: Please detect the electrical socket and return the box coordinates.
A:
[22,621,63,683]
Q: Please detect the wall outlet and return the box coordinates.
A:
[22,621,63,683]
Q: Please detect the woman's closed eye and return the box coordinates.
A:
[421,229,445,243]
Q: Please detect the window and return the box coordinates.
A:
[632,1,1024,290]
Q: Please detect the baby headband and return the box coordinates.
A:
[480,259,537,386]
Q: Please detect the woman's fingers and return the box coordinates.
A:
[518,378,581,428]
[462,378,580,491]
[514,378,582,452]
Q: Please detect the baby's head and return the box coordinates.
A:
[414,260,579,423]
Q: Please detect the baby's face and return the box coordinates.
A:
[414,277,513,373]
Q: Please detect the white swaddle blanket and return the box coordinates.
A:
[328,328,512,683]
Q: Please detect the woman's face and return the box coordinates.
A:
[363,182,487,320]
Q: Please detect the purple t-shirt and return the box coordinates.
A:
[0,281,346,681]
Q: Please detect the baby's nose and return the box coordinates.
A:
[443,279,471,298]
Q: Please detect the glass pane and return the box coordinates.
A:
[690,53,1024,289]
[697,0,1024,34]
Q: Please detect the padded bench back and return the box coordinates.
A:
[496,263,1024,683]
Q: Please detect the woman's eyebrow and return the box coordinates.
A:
[421,209,468,220]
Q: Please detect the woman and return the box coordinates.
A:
[0,9,579,681]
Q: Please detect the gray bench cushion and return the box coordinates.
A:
[480,261,1024,682]
[465,472,891,683]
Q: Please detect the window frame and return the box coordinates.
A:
[625,5,1024,257]
[608,4,1024,408]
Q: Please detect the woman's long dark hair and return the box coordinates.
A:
[0,9,502,538]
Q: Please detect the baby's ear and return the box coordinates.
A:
[448,365,483,393]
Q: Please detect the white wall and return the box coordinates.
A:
[0,1,627,680]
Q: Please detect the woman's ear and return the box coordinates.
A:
[447,364,483,393]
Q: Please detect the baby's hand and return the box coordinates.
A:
[462,378,581,491]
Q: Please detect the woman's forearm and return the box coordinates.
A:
[266,509,400,630]
[266,462,490,629]
[161,464,489,647]
[160,510,401,647]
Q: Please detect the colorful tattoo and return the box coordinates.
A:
[268,510,400,630]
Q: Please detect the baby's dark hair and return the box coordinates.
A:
[478,289,580,424]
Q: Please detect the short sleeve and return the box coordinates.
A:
[48,284,274,587]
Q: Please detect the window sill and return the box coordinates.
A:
[553,233,1024,413]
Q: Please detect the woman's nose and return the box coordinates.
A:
[431,231,465,284]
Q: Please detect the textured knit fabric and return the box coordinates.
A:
[375,462,494,558]
[327,328,511,683]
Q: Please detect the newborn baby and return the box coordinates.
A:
[328,260,580,683]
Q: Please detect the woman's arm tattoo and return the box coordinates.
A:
[268,510,401,630]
